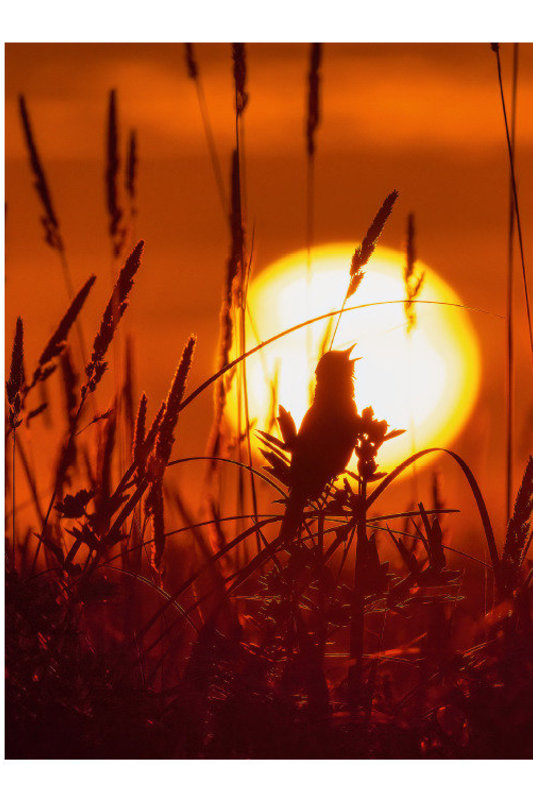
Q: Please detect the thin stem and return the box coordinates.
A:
[240,243,261,551]
[233,84,259,555]
[179,299,501,415]
[15,437,47,566]
[366,446,501,587]
[194,76,227,217]
[329,293,347,350]
[306,155,315,374]
[12,426,16,569]
[493,44,533,367]
[349,478,367,706]
[234,99,246,560]
[59,248,89,370]
[168,455,287,499]
[506,43,519,521]
[31,399,86,574]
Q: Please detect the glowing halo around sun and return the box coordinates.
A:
[228,243,481,475]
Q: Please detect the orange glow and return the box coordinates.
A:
[229,243,481,474]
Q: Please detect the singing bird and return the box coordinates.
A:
[279,345,361,541]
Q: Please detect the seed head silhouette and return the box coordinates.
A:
[279,345,361,541]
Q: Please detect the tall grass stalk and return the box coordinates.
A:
[105,89,127,262]
[179,298,500,416]
[232,46,247,524]
[506,44,519,521]
[305,44,322,377]
[330,190,399,348]
[32,242,144,573]
[491,44,533,368]
[6,317,24,567]
[18,95,88,365]
[348,477,367,706]
[231,43,260,554]
[184,44,227,216]
[403,213,425,504]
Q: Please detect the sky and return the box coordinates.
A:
[5,42,533,542]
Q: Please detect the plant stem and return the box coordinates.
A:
[306,154,315,375]
[506,43,519,521]
[180,299,493,416]
[194,75,227,217]
[12,426,16,570]
[349,478,367,706]
[493,44,533,368]
[31,399,86,574]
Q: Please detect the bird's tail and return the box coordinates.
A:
[280,489,307,543]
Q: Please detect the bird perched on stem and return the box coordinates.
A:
[278,345,361,542]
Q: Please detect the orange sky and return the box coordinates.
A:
[5,43,533,540]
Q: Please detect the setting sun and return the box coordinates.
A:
[229,243,481,473]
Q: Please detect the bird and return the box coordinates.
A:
[279,345,361,542]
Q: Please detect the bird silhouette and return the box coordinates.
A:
[279,345,361,542]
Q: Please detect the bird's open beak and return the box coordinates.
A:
[342,342,357,358]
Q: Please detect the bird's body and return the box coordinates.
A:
[280,348,361,541]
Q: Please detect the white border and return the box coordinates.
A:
[2,0,533,43]
[3,2,532,791]
[2,759,533,799]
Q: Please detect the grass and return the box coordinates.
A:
[5,43,533,760]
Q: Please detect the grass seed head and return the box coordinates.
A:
[83,240,144,398]
[347,190,399,298]
[184,43,198,80]
[125,129,138,206]
[29,275,96,391]
[403,213,425,333]
[106,89,126,257]
[232,43,249,116]
[306,43,322,158]
[6,317,25,424]
[18,95,64,252]
[151,336,197,479]
[133,393,148,465]
[504,456,533,571]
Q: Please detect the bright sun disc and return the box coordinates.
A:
[229,243,481,475]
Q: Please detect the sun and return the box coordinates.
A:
[228,243,481,475]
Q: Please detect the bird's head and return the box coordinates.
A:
[315,344,359,387]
